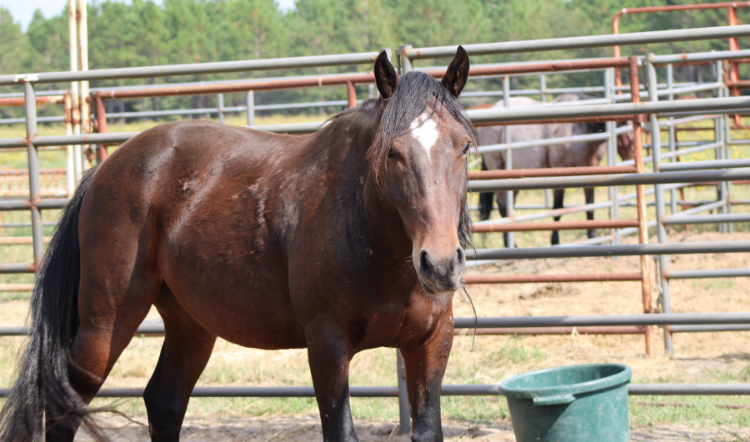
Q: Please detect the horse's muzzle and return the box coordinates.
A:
[417,247,465,294]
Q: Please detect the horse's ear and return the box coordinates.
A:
[442,46,470,97]
[374,51,398,100]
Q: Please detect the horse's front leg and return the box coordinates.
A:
[584,187,597,239]
[306,320,358,442]
[400,309,454,442]
[551,188,565,245]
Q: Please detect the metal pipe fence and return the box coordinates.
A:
[1,25,750,434]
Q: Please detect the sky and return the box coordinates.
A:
[1,0,297,30]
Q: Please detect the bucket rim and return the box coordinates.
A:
[498,363,632,400]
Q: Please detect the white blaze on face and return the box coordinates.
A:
[410,112,439,159]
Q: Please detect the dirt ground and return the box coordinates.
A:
[72,415,750,441]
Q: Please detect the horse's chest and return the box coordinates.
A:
[349,293,452,351]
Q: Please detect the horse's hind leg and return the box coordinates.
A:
[584,187,596,239]
[49,258,162,440]
[550,189,565,245]
[144,284,216,442]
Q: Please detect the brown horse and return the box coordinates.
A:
[0,49,474,442]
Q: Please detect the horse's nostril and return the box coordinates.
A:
[419,249,433,279]
[456,247,465,266]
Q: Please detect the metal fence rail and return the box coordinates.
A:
[2,383,748,398]
[2,25,750,435]
[401,25,750,60]
[0,52,383,86]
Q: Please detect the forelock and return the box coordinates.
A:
[368,71,475,183]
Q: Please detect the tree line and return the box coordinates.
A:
[0,0,744,119]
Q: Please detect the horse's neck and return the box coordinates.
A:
[319,106,413,262]
[571,124,605,165]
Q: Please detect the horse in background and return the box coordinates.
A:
[476,94,635,247]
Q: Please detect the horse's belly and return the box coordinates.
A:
[159,230,306,349]
[510,146,547,169]
[171,278,306,349]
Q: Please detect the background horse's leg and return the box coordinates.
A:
[478,192,494,221]
[400,311,453,442]
[478,158,494,221]
[145,284,217,442]
[551,189,565,245]
[305,322,357,442]
[584,187,597,239]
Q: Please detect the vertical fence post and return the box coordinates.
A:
[543,71,551,209]
[346,81,357,108]
[714,59,729,234]
[666,63,677,215]
[77,0,91,171]
[646,54,672,355]
[24,82,44,269]
[721,56,734,233]
[715,113,726,233]
[725,113,734,233]
[94,93,108,163]
[605,68,620,246]
[629,56,653,356]
[503,75,514,248]
[727,4,742,126]
[396,350,411,435]
[68,0,82,184]
[64,93,75,197]
[246,91,255,126]
[400,45,413,74]
[543,72,551,209]
[218,93,225,124]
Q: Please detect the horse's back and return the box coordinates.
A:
[80,121,301,253]
[479,98,548,170]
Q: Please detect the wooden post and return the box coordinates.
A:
[94,94,108,163]
[77,0,92,168]
[629,56,653,356]
[728,5,742,126]
[68,0,82,182]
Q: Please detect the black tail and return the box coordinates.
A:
[0,167,99,442]
[478,156,494,221]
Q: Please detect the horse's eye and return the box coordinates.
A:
[387,147,398,159]
[462,142,471,155]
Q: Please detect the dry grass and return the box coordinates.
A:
[0,115,748,440]
[0,231,748,439]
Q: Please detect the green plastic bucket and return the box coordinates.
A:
[499,363,632,442]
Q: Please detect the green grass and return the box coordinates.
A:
[630,363,750,428]
[489,337,547,365]
[691,278,736,291]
